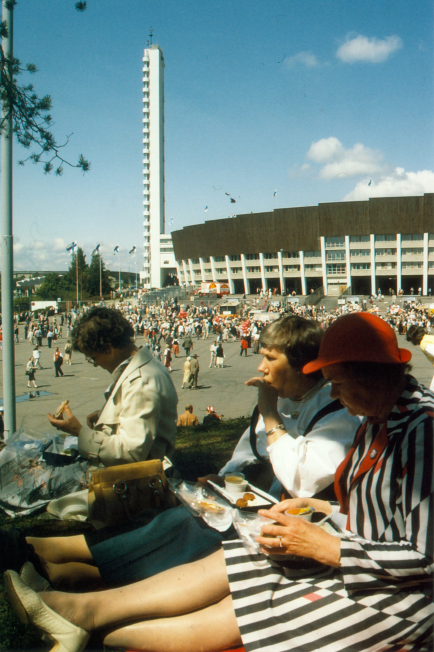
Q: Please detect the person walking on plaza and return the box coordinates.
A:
[182,335,193,356]
[189,354,199,389]
[181,356,191,389]
[26,357,38,388]
[14,325,19,343]
[215,342,225,368]
[176,404,199,426]
[34,326,42,347]
[63,340,73,365]
[163,346,172,372]
[53,347,64,377]
[32,346,42,369]
[46,329,54,348]
[240,336,248,356]
[172,338,179,358]
[209,341,217,368]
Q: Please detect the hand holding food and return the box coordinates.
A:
[47,403,82,437]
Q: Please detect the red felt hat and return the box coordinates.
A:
[303,312,411,374]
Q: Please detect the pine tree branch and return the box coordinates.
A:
[0,4,90,174]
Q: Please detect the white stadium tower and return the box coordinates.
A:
[141,42,176,289]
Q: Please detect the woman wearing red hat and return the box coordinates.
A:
[4,314,433,652]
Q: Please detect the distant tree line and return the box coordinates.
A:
[35,247,112,300]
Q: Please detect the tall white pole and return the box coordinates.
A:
[1,0,16,438]
[99,255,102,298]
[76,250,78,305]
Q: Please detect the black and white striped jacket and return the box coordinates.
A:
[336,376,433,591]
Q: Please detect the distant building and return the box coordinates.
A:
[141,44,176,288]
[172,193,434,296]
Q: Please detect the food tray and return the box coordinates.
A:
[206,480,277,512]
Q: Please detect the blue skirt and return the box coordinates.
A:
[89,506,232,586]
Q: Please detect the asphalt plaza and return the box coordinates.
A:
[0,321,432,439]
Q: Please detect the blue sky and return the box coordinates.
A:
[5,0,434,273]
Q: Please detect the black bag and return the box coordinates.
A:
[244,400,343,499]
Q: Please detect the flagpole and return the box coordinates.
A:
[100,255,102,298]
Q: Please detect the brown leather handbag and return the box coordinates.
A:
[88,459,177,529]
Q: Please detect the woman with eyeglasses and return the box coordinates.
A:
[47,307,177,468]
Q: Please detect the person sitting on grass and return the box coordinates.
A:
[176,404,199,427]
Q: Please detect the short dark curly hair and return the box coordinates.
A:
[71,307,135,353]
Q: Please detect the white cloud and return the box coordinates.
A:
[336,34,403,64]
[297,136,434,201]
[284,51,321,69]
[306,137,386,179]
[343,168,434,201]
[10,239,141,275]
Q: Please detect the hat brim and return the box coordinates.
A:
[303,347,412,374]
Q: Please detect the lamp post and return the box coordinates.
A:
[92,244,102,298]
[1,0,16,438]
[66,241,78,305]
[113,246,120,292]
[129,246,137,293]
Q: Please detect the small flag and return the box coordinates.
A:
[129,246,136,255]
[230,198,236,203]
[66,242,77,253]
[92,244,100,256]
[169,218,173,226]
[204,206,208,212]
[273,190,277,197]
[113,245,119,254]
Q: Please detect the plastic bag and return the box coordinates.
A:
[0,428,92,517]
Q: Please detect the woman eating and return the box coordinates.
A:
[5,313,433,652]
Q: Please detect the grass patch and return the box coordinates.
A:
[0,417,249,651]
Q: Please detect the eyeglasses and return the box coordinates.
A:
[85,356,97,366]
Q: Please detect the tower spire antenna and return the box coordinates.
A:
[149,27,154,45]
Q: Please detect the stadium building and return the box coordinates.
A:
[171,193,434,297]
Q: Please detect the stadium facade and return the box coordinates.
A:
[171,193,434,296]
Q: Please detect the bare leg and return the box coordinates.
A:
[104,594,241,652]
[43,560,103,592]
[27,535,93,565]
[41,549,229,633]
